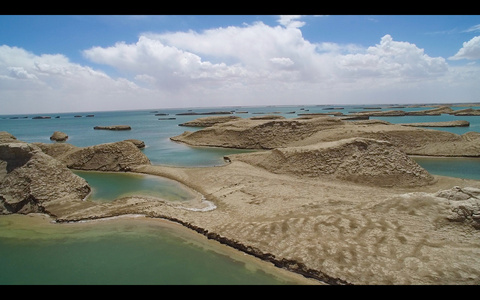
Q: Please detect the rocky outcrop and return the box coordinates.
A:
[61,140,150,171]
[36,140,151,171]
[0,130,152,216]
[338,115,369,121]
[250,115,286,120]
[50,131,68,141]
[0,131,21,144]
[33,142,79,160]
[1,132,151,215]
[298,112,345,117]
[0,142,91,214]
[228,138,436,187]
[124,139,145,148]
[171,116,480,157]
[347,106,470,117]
[393,186,480,230]
[406,106,455,115]
[171,116,344,150]
[451,108,480,116]
[94,125,131,130]
[399,120,470,127]
[349,110,406,117]
[435,186,480,229]
[175,111,233,116]
[179,115,241,127]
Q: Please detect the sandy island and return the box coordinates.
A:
[2,110,480,285]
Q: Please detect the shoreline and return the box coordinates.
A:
[128,163,480,285]
[38,162,355,284]
[35,152,480,285]
[49,173,340,284]
[1,213,321,285]
[44,160,480,285]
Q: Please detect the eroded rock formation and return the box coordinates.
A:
[94,125,131,130]
[0,142,91,214]
[399,120,470,127]
[178,115,241,127]
[171,116,480,157]
[1,132,151,214]
[228,138,436,187]
[124,139,145,148]
[50,131,68,141]
[36,140,151,171]
[171,116,344,149]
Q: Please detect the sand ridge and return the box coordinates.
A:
[227,137,436,188]
[127,161,480,285]
[171,116,480,157]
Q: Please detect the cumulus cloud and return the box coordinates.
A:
[1,19,479,114]
[79,26,465,108]
[338,35,448,78]
[269,57,295,67]
[96,26,449,87]
[83,36,247,90]
[0,46,110,85]
[142,22,316,71]
[277,15,306,28]
[0,45,157,114]
[449,36,480,60]
[7,67,38,79]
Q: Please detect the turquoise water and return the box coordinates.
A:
[1,104,480,285]
[412,156,480,180]
[72,170,197,202]
[0,215,302,285]
[0,107,270,166]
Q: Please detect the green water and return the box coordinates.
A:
[0,215,304,285]
[413,156,480,180]
[73,170,197,202]
[0,171,312,285]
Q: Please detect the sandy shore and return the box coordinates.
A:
[43,158,480,285]
[130,162,480,285]
[0,213,319,285]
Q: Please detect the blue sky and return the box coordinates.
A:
[1,15,480,114]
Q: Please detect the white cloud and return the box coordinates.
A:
[277,15,306,28]
[79,29,473,107]
[83,36,247,90]
[0,45,158,114]
[8,67,38,79]
[269,57,295,67]
[449,36,480,60]
[124,28,449,85]
[464,24,480,33]
[142,22,316,71]
[1,21,479,114]
[338,35,448,78]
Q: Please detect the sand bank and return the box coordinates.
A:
[124,161,480,285]
[47,157,480,284]
[0,213,319,285]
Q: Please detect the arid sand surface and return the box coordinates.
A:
[132,164,480,285]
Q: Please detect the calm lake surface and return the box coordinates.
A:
[0,214,308,285]
[1,104,480,285]
[72,170,198,202]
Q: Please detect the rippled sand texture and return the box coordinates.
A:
[132,161,480,285]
